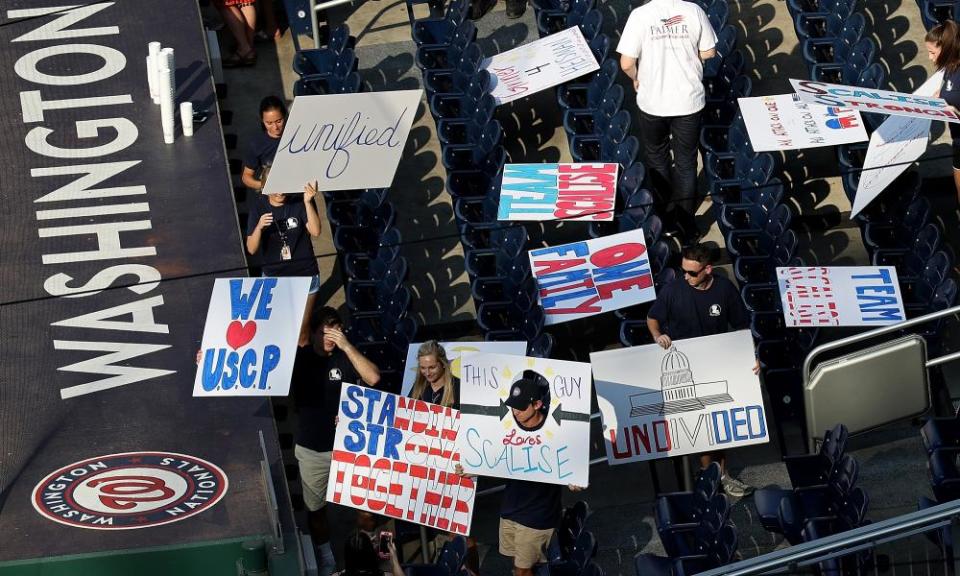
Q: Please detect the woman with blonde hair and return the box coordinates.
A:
[409,341,460,409]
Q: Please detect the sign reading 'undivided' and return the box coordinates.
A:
[263,90,422,193]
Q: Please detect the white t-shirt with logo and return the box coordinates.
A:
[616,0,718,117]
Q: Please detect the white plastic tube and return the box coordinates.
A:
[147,41,161,103]
[180,101,194,137]
[159,65,175,144]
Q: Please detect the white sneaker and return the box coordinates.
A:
[721,474,755,498]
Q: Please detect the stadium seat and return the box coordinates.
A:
[725,204,792,259]
[415,20,476,70]
[754,453,858,534]
[563,87,624,137]
[654,463,722,532]
[344,228,402,280]
[411,0,469,45]
[862,197,931,252]
[732,230,800,284]
[558,60,619,110]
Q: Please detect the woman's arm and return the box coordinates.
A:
[241,166,261,190]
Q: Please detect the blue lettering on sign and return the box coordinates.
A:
[530,241,590,259]
[201,344,281,391]
[851,269,903,322]
[711,405,767,444]
[229,278,276,320]
[279,108,409,179]
[498,164,559,219]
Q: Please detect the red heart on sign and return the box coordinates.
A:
[225,320,257,349]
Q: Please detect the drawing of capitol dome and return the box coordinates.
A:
[628,345,735,417]
[660,346,700,407]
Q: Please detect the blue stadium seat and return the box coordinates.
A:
[563,87,624,137]
[558,59,618,110]
[537,0,593,35]
[415,20,476,70]
[411,0,469,45]
[862,197,931,252]
[810,36,874,83]
[732,229,799,284]
[654,463,722,531]
[344,228,402,279]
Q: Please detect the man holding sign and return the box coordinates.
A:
[646,244,756,497]
[292,306,380,575]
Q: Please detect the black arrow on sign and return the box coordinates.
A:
[552,403,591,426]
[459,398,510,421]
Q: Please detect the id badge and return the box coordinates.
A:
[280,244,292,261]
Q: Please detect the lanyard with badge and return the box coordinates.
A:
[273,205,292,260]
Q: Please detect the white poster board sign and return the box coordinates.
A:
[851,71,943,217]
[777,266,906,327]
[482,27,599,105]
[529,229,656,325]
[457,353,592,486]
[327,385,475,535]
[791,78,960,123]
[194,277,310,396]
[401,341,527,396]
[498,163,619,221]
[738,94,868,151]
[262,90,422,193]
[591,330,769,464]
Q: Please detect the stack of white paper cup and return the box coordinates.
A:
[158,49,175,144]
[147,42,161,104]
[181,102,194,137]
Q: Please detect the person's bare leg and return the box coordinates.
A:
[514,567,535,576]
[240,4,258,49]
[260,0,280,38]
[220,4,254,57]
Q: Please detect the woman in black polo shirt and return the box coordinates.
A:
[927,20,960,204]
[409,341,460,409]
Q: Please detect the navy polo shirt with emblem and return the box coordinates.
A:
[647,275,749,340]
[291,346,360,452]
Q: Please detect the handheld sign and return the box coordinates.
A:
[529,229,656,325]
[327,385,475,535]
[400,341,527,396]
[790,78,960,123]
[193,277,310,396]
[263,90,422,194]
[498,163,619,221]
[851,71,943,217]
[482,27,599,105]
[777,266,906,327]
[457,353,592,486]
[592,330,769,464]
[738,94,868,151]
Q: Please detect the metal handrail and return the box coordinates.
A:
[802,303,960,384]
[695,497,960,576]
[308,0,360,47]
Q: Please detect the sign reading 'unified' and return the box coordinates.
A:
[777,266,906,327]
[328,385,475,535]
[498,163,619,221]
[263,90,422,193]
[529,229,656,325]
[483,27,599,105]
[592,330,769,464]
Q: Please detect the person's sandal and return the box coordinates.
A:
[222,49,256,68]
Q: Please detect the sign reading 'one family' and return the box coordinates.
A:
[400,341,527,396]
[791,79,960,123]
[193,277,310,396]
[498,163,619,221]
[777,266,906,327]
[529,229,656,325]
[482,26,599,105]
[591,330,768,464]
[263,90,422,193]
[328,385,475,535]
[852,71,943,217]
[457,353,592,486]
[738,94,868,151]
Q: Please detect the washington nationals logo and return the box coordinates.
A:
[32,452,228,530]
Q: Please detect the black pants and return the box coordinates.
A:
[638,109,702,217]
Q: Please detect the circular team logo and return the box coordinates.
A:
[32,452,228,530]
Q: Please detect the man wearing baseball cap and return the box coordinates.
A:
[504,373,549,432]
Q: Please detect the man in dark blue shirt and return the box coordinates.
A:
[646,243,756,497]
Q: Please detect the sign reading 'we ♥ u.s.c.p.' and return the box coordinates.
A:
[193,277,311,397]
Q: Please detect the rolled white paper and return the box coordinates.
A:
[148,42,161,103]
[159,65,175,144]
[161,47,175,80]
[180,101,194,137]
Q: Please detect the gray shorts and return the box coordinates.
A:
[295,444,332,511]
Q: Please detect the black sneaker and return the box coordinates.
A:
[505,0,526,18]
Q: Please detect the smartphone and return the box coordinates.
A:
[378,532,393,558]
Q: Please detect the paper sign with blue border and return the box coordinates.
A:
[193,277,310,396]
[327,385,475,535]
[777,266,906,327]
[457,353,592,486]
[790,78,960,123]
[498,163,619,221]
[592,330,768,464]
[529,229,656,325]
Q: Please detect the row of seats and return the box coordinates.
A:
[403,535,470,576]
[291,23,361,94]
[546,501,603,576]
[635,463,739,576]
[409,0,556,354]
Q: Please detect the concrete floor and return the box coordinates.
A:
[205,0,960,572]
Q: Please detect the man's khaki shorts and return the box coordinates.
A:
[499,518,555,569]
[295,444,332,511]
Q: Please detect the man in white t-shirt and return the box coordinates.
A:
[617,0,717,240]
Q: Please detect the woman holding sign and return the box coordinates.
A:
[245,181,322,346]
[409,341,461,409]
[241,96,287,192]
[926,21,960,203]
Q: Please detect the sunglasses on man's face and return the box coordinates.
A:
[683,267,705,277]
